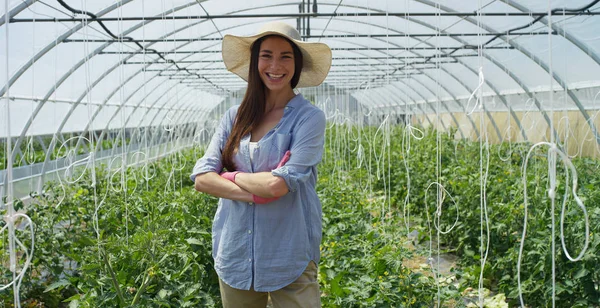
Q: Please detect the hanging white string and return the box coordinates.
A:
[115,0,130,245]
[475,2,490,307]
[424,182,460,236]
[497,114,515,162]
[55,136,93,207]
[546,3,558,306]
[79,0,101,249]
[2,2,30,306]
[433,3,443,306]
[518,142,590,308]
[465,68,485,116]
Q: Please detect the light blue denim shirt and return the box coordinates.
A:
[190,94,325,292]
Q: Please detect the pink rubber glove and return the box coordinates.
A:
[253,195,279,204]
[276,151,291,168]
[220,171,240,182]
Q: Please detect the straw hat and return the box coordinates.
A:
[222,21,332,88]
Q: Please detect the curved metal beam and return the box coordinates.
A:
[378,85,430,128]
[415,0,590,144]
[305,4,510,142]
[391,76,470,139]
[0,0,35,27]
[502,0,600,144]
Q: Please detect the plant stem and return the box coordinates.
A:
[102,251,126,307]
[131,271,151,306]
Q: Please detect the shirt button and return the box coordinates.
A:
[248,258,252,262]
[249,202,254,206]
[248,230,252,234]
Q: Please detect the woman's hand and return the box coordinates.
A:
[220,151,292,203]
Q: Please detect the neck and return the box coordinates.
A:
[265,87,296,111]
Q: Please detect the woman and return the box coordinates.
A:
[190,21,331,308]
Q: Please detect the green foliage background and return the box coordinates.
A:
[1,124,599,307]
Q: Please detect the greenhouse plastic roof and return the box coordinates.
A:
[1,0,600,139]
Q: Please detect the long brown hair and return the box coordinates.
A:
[221,35,304,171]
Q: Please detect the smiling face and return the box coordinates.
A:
[257,36,296,94]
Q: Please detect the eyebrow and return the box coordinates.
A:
[260,50,293,55]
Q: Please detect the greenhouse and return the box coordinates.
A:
[1,0,599,307]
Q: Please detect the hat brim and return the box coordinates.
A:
[222,31,332,88]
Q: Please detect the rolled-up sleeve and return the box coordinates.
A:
[271,109,325,192]
[189,107,235,182]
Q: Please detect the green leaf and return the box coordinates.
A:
[186,238,202,245]
[573,268,588,280]
[158,289,168,299]
[63,293,80,302]
[44,279,71,293]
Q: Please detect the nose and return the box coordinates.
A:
[269,58,282,69]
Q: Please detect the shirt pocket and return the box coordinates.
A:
[269,133,292,169]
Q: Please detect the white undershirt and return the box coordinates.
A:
[249,141,258,164]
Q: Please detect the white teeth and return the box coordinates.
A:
[268,73,284,78]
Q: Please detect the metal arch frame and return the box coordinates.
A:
[9,0,220,183]
[2,0,139,188]
[260,12,473,131]
[107,84,198,158]
[31,2,211,185]
[83,0,500,113]
[369,85,424,123]
[165,4,493,141]
[5,0,598,162]
[412,0,558,142]
[113,89,199,160]
[150,99,210,157]
[382,4,533,141]
[2,0,139,165]
[308,1,530,142]
[141,100,195,158]
[41,68,165,173]
[0,0,35,27]
[35,83,198,189]
[1,0,496,137]
[418,68,501,141]
[105,81,198,157]
[335,4,515,142]
[131,86,202,150]
[72,16,232,155]
[296,5,504,141]
[503,0,600,141]
[310,18,478,139]
[390,76,470,139]
[401,74,476,138]
[28,5,305,167]
[0,0,136,98]
[458,61,528,141]
[415,0,598,144]
[285,17,483,134]
[72,67,168,153]
[371,87,436,128]
[381,79,433,126]
[97,80,193,156]
[378,85,431,128]
[382,84,426,128]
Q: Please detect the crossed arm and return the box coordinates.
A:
[194,171,288,202]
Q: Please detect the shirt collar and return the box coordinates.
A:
[285,93,306,109]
